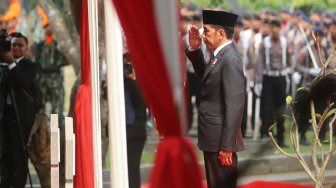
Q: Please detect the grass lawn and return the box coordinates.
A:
[104,125,336,168]
[102,130,335,169]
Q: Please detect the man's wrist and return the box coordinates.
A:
[188,45,200,51]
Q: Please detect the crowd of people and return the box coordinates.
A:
[181,3,336,148]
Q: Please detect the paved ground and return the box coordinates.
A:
[25,110,336,187]
[25,132,336,187]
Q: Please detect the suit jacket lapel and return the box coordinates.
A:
[201,43,232,83]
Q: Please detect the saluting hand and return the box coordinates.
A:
[189,25,202,50]
[218,149,233,166]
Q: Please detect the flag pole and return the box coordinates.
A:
[104,0,129,187]
[87,0,103,187]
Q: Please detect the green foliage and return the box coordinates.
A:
[180,0,336,13]
[27,0,38,11]
[326,108,336,120]
[238,0,336,13]
[180,0,231,9]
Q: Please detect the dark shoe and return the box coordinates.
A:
[300,139,310,146]
[321,140,329,144]
[260,134,270,142]
[300,135,310,146]
[278,141,289,148]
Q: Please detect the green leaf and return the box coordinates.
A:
[283,115,293,119]
[325,108,336,120]
[315,113,322,119]
[296,87,306,91]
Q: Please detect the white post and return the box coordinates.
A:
[104,1,129,188]
[88,0,103,187]
[65,117,75,188]
[246,89,253,137]
[253,98,261,141]
[50,114,60,188]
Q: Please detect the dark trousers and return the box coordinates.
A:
[127,139,145,188]
[260,75,287,143]
[0,113,32,188]
[187,72,201,132]
[203,151,238,188]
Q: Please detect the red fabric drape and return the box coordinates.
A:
[142,181,314,188]
[73,0,94,187]
[112,1,202,188]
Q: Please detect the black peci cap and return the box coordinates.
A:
[202,10,238,29]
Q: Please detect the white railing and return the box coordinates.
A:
[50,114,75,188]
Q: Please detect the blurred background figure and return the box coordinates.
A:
[255,20,291,147]
[123,51,147,188]
[32,6,69,116]
[31,6,69,187]
[0,32,39,188]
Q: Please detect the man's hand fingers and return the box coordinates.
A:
[188,25,201,49]
[218,154,225,166]
[219,151,234,166]
[189,25,199,36]
[227,155,233,165]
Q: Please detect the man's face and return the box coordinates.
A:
[234,25,242,37]
[45,25,53,36]
[271,26,281,37]
[242,19,251,29]
[252,19,262,30]
[262,23,271,36]
[11,37,28,58]
[180,21,189,35]
[280,13,290,21]
[202,24,222,51]
[330,25,336,38]
[315,35,324,43]
[299,20,310,30]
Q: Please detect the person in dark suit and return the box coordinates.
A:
[123,52,147,188]
[186,10,246,188]
[0,32,39,187]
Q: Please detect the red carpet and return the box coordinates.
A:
[237,181,313,188]
[141,181,314,188]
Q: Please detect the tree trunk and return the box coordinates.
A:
[62,0,79,43]
[38,0,81,74]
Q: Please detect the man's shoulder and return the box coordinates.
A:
[219,46,242,67]
[20,57,33,63]
[20,58,38,69]
[222,44,240,58]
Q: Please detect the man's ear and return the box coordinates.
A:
[218,29,226,40]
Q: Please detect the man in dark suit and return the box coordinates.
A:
[186,10,245,188]
[123,51,147,188]
[0,32,39,187]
